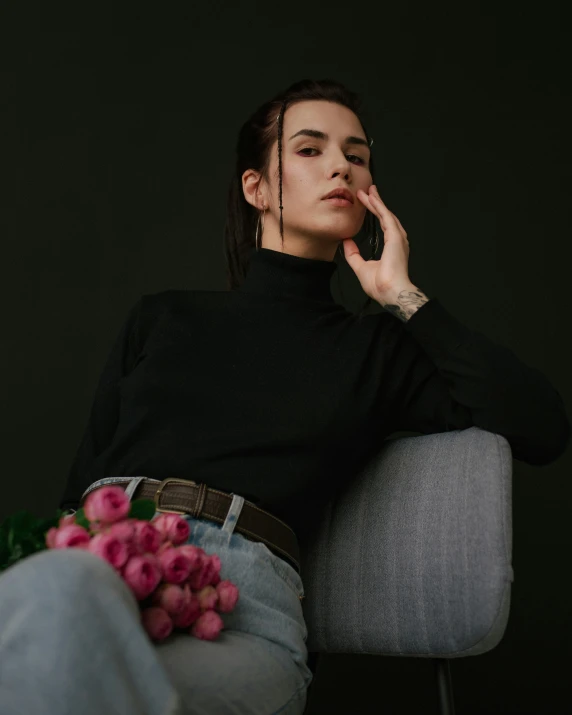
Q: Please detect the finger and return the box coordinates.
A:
[364,191,390,228]
[369,191,392,219]
[342,237,367,274]
[393,215,407,235]
[357,197,378,230]
[358,190,383,222]
[369,191,405,234]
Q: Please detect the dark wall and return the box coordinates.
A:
[1,3,570,713]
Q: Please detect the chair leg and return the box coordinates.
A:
[434,658,456,715]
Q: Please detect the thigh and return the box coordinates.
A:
[155,629,309,715]
[153,514,313,714]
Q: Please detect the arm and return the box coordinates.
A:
[58,298,145,511]
[384,297,570,466]
[344,187,569,465]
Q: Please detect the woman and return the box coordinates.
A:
[0,79,568,715]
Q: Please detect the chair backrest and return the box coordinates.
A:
[301,427,514,658]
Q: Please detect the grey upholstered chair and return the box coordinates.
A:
[300,426,514,714]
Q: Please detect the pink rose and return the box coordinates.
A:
[49,523,91,549]
[156,547,193,585]
[191,610,224,641]
[195,585,219,611]
[176,544,203,572]
[141,606,174,642]
[151,513,191,545]
[187,552,219,591]
[83,486,131,525]
[179,582,193,609]
[203,554,222,587]
[106,520,138,555]
[216,580,240,613]
[87,531,130,570]
[151,583,186,616]
[172,592,202,628]
[45,527,58,548]
[122,553,163,600]
[130,520,163,555]
[58,513,77,528]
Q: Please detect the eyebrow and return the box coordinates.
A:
[288,128,370,150]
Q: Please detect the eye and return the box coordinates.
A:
[297,147,366,165]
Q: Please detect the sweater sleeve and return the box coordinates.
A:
[58,297,145,511]
[385,297,570,466]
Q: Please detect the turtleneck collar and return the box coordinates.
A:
[237,247,338,303]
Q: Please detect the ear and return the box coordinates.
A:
[242,169,268,210]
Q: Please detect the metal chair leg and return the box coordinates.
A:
[434,658,456,715]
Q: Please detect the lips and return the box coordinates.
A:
[322,188,354,203]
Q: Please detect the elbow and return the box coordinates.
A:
[550,411,571,463]
[517,411,571,466]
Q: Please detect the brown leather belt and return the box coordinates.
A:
[79,478,301,575]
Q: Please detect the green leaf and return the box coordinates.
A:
[0,508,77,573]
[72,508,92,531]
[128,499,156,521]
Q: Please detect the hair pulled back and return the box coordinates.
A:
[224,78,379,318]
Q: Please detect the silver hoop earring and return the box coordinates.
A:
[370,229,379,257]
[338,229,379,259]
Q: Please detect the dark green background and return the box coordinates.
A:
[1,2,570,713]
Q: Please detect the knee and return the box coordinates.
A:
[1,547,136,608]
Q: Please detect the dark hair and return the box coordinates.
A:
[223,78,379,318]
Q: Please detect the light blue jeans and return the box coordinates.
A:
[0,476,313,714]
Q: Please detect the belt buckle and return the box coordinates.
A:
[154,478,197,515]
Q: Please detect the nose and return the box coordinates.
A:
[332,156,351,180]
[332,169,350,179]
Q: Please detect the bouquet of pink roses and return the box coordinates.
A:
[0,486,239,643]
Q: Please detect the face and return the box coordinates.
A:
[242,100,373,261]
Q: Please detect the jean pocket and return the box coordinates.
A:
[255,542,305,601]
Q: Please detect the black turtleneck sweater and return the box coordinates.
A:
[58,247,570,537]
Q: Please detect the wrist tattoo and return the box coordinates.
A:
[381,288,430,322]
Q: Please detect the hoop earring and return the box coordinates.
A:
[337,228,379,259]
[369,229,379,258]
[255,208,266,251]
